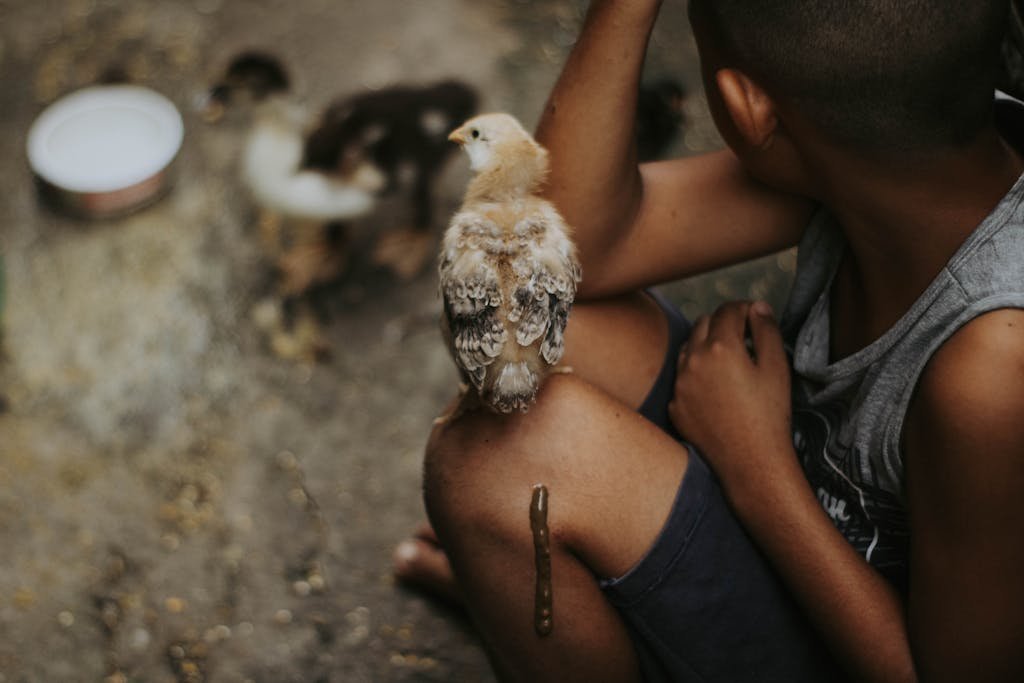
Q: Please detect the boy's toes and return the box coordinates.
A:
[412,520,440,543]
[393,535,463,606]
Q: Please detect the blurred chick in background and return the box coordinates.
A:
[207,52,384,298]
[205,51,291,112]
[207,52,385,362]
[438,114,581,418]
[303,80,478,279]
[207,52,478,362]
[208,52,478,286]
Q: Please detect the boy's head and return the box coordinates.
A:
[689,1,1008,169]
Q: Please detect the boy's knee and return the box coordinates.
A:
[426,375,597,467]
[424,374,688,583]
[422,375,599,538]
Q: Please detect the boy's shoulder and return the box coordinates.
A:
[908,307,1024,461]
[902,308,1024,675]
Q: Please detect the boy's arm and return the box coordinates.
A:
[670,303,918,683]
[671,304,1024,682]
[903,309,1024,682]
[536,1,813,300]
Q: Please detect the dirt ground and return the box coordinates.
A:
[0,1,794,681]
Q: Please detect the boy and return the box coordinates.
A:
[395,1,1024,680]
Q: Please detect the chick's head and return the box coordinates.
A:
[449,113,548,190]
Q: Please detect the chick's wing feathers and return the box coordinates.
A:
[440,214,507,390]
[448,303,506,390]
[541,294,572,365]
[508,271,571,365]
[508,209,580,364]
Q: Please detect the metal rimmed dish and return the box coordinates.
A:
[27,85,184,219]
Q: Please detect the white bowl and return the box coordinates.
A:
[27,85,184,218]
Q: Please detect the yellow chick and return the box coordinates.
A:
[439,113,582,415]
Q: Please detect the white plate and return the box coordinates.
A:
[27,85,184,195]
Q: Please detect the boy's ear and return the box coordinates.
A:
[715,68,778,151]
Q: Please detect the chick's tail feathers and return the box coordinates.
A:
[490,361,539,414]
[243,110,379,221]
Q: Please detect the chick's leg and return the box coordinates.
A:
[371,170,437,279]
[432,382,476,426]
[276,221,351,297]
[371,227,435,280]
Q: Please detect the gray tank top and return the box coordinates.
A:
[781,97,1024,589]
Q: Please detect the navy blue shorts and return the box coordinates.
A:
[599,292,844,683]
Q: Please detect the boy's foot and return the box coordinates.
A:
[392,522,463,606]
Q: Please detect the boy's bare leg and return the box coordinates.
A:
[394,292,670,596]
[557,292,672,409]
[398,293,692,681]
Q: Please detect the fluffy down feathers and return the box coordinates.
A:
[242,98,385,221]
[440,114,581,413]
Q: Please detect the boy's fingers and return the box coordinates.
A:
[748,302,786,369]
[708,301,751,344]
[689,314,711,348]
[679,315,709,372]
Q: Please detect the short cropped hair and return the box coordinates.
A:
[692,1,1009,154]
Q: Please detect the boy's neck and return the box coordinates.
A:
[816,130,1024,356]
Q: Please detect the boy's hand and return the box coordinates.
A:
[668,301,797,501]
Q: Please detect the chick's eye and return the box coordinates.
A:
[470,129,480,139]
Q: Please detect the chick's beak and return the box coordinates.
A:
[448,128,467,145]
